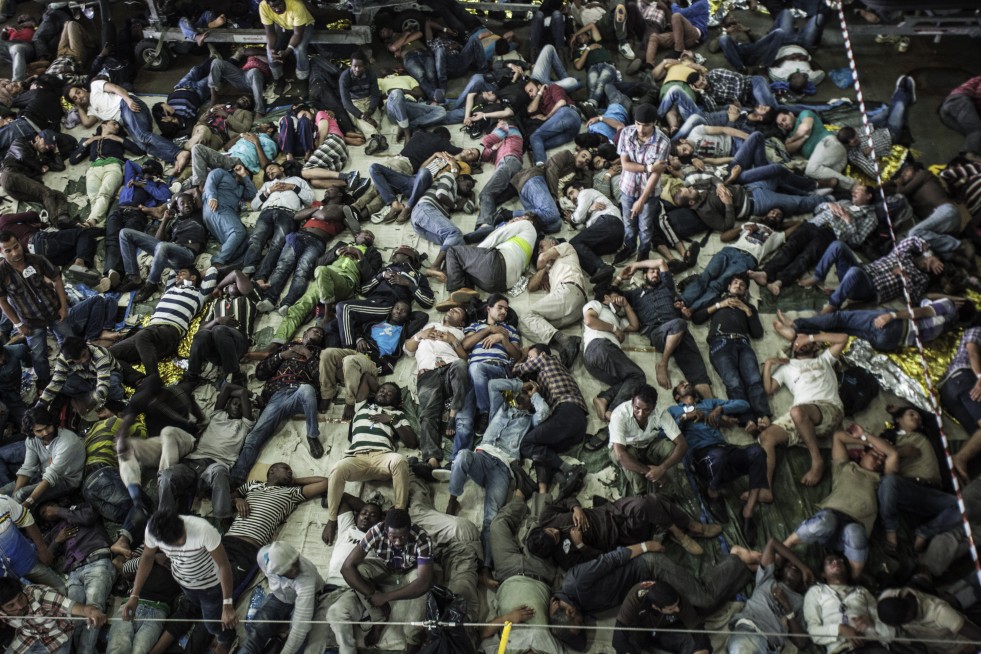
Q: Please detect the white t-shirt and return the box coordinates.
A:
[144,516,221,590]
[547,243,586,289]
[608,401,681,448]
[688,125,732,158]
[88,79,122,122]
[732,223,786,263]
[187,411,256,466]
[410,322,465,372]
[326,511,365,586]
[582,300,623,349]
[772,349,843,409]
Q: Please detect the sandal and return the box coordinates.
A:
[584,428,609,451]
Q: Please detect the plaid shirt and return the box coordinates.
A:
[0,253,62,328]
[4,585,75,654]
[641,1,667,30]
[846,127,893,179]
[704,69,751,110]
[864,236,931,304]
[255,344,322,401]
[946,326,981,378]
[809,202,877,246]
[360,523,432,571]
[512,353,588,413]
[617,125,670,199]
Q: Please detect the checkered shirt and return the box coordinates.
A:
[617,125,670,199]
[512,353,588,413]
[5,585,75,654]
[863,236,932,304]
[360,523,432,571]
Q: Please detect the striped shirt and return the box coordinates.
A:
[0,253,62,328]
[348,401,410,453]
[84,417,147,471]
[148,268,219,333]
[846,127,893,179]
[225,482,307,545]
[0,495,38,576]
[205,288,262,341]
[465,320,520,367]
[40,344,117,406]
[416,173,457,220]
[144,515,221,590]
[5,585,76,654]
[939,162,981,216]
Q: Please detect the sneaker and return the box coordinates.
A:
[277,305,289,316]
[618,42,635,60]
[365,135,383,156]
[374,135,389,153]
[242,265,256,275]
[396,205,412,224]
[117,274,142,294]
[474,412,489,435]
[67,264,101,287]
[688,521,723,538]
[896,74,916,104]
[431,466,452,482]
[626,58,645,76]
[613,247,635,265]
[307,436,325,459]
[555,464,587,502]
[590,265,615,285]
[349,175,371,200]
[897,37,910,53]
[673,532,704,556]
[370,209,389,224]
[134,282,160,304]
[450,288,480,304]
[95,270,120,293]
[342,205,361,235]
[558,334,582,369]
[580,100,599,120]
[256,299,275,313]
[411,462,437,482]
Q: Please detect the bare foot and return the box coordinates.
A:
[98,329,122,342]
[798,277,819,288]
[110,538,135,559]
[757,416,771,430]
[747,270,767,286]
[800,459,825,486]
[426,267,447,283]
[819,304,836,315]
[745,420,758,436]
[173,150,191,174]
[771,319,796,342]
[730,545,762,568]
[655,362,671,389]
[194,31,210,47]
[816,177,839,189]
[207,14,227,29]
[740,488,774,503]
[724,164,742,185]
[593,396,610,422]
[478,566,500,590]
[243,350,272,361]
[767,281,782,296]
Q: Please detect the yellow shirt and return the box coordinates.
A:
[259,0,314,29]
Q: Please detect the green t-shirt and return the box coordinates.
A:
[796,109,831,158]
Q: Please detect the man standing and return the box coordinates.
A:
[239,541,329,654]
[520,237,586,368]
[259,0,315,96]
[328,509,434,654]
[615,103,669,264]
[122,510,238,654]
[0,230,71,390]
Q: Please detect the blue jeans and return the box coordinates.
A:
[719,28,788,69]
[731,131,768,171]
[67,558,116,654]
[26,320,73,386]
[587,63,618,104]
[412,202,464,251]
[877,474,962,540]
[908,203,962,258]
[0,41,34,82]
[0,116,39,152]
[795,508,868,563]
[21,642,70,654]
[738,164,816,194]
[750,75,849,114]
[531,10,565,51]
[370,164,431,207]
[748,183,825,216]
[941,368,981,432]
[620,193,661,257]
[238,595,293,654]
[708,337,770,420]
[870,78,912,140]
[386,89,447,129]
[681,247,758,311]
[266,23,314,81]
[403,50,438,100]
[726,625,771,654]
[0,440,25,487]
[530,106,581,166]
[264,232,326,307]
[530,45,580,92]
[119,228,197,283]
[230,385,320,485]
[658,85,700,122]
[243,208,296,276]
[794,310,905,351]
[82,464,147,543]
[119,97,181,163]
[468,361,509,415]
[434,35,485,88]
[203,203,248,266]
[674,109,729,142]
[174,57,212,104]
[815,242,876,308]
[450,387,476,462]
[209,59,266,114]
[182,583,236,645]
[448,450,510,567]
[513,176,561,233]
[58,370,124,402]
[106,601,167,654]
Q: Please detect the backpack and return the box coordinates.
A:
[838,366,880,417]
